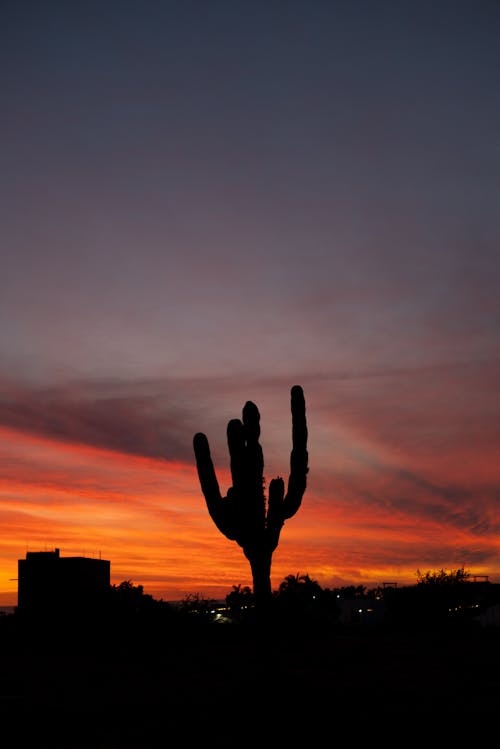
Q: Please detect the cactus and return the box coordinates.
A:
[193,385,308,614]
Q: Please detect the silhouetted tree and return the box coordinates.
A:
[173,592,221,629]
[383,567,484,631]
[278,572,322,599]
[276,573,321,617]
[106,580,174,638]
[273,573,341,629]
[111,579,148,610]
[416,566,470,586]
[193,385,308,617]
[225,584,254,622]
[332,584,368,599]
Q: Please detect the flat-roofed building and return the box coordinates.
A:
[18,548,110,615]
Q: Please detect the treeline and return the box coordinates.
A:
[4,567,499,648]
[221,568,500,631]
[98,567,500,633]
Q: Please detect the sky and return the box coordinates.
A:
[1,0,499,605]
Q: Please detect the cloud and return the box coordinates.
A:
[0,372,317,470]
[0,376,206,462]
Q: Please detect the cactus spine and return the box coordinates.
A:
[193,385,308,613]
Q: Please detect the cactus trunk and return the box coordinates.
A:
[246,550,273,612]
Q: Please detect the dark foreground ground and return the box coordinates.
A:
[1,616,499,747]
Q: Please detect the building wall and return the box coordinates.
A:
[18,548,110,614]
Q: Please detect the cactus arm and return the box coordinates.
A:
[241,401,265,528]
[226,418,246,496]
[266,476,286,550]
[193,433,221,505]
[283,384,309,519]
[226,403,266,546]
[193,432,237,540]
[242,401,264,485]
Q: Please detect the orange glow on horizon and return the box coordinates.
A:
[1,423,499,606]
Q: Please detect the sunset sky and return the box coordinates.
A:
[1,1,499,605]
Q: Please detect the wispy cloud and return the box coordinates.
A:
[0,376,204,461]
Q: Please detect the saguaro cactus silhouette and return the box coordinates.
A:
[193,385,308,613]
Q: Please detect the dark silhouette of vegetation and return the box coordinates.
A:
[8,563,499,638]
[109,579,161,611]
[173,592,234,626]
[215,568,500,633]
[225,584,254,622]
[381,567,497,632]
[271,572,340,629]
[6,553,500,666]
[193,384,308,617]
[107,579,174,623]
[416,566,470,585]
[334,584,369,598]
[177,591,217,616]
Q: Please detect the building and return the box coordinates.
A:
[17,548,110,615]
